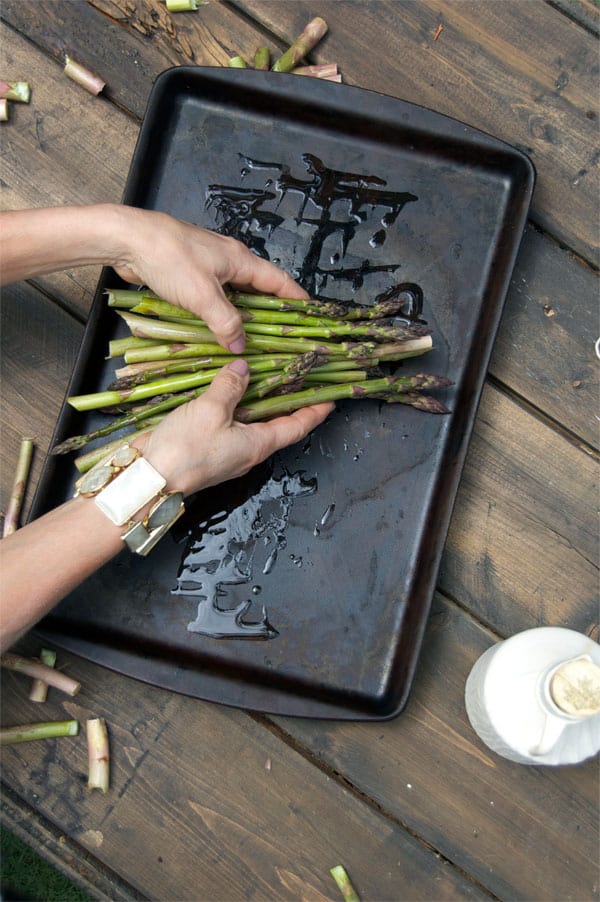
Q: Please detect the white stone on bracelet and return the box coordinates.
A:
[94,457,166,526]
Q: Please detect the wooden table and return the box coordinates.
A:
[1,2,598,899]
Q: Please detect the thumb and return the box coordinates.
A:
[201,358,250,420]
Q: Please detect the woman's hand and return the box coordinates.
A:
[136,358,334,497]
[1,205,308,353]
[111,207,307,353]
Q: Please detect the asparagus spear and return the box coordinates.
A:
[52,387,210,454]
[235,375,452,422]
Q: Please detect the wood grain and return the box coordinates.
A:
[234,0,600,266]
[0,284,83,522]
[440,383,599,637]
[0,635,487,901]
[273,592,600,901]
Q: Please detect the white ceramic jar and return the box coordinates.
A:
[465,627,600,765]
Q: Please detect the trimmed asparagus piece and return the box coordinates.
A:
[64,55,105,94]
[0,720,80,745]
[1,652,81,696]
[330,865,360,902]
[87,718,110,793]
[272,17,329,72]
[28,648,57,703]
[0,81,31,102]
[3,437,34,536]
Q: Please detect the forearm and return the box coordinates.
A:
[0,497,124,651]
[0,204,128,285]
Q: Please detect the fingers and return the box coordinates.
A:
[226,243,309,300]
[199,358,250,421]
[191,278,246,353]
[248,401,335,458]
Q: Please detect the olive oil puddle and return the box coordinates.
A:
[172,466,317,639]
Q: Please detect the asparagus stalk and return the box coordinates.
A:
[242,320,428,341]
[0,653,81,695]
[271,17,329,72]
[74,419,164,473]
[123,342,252,364]
[108,336,164,358]
[106,288,160,308]
[52,387,210,454]
[69,367,226,411]
[111,354,296,388]
[0,720,79,745]
[0,81,31,102]
[28,648,57,703]
[3,437,34,537]
[118,311,217,344]
[230,291,347,318]
[87,718,110,793]
[235,375,452,422]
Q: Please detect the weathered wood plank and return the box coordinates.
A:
[234,0,600,266]
[0,22,139,315]
[493,226,598,448]
[0,636,488,901]
[272,592,600,901]
[0,283,83,523]
[551,0,600,36]
[440,383,599,638]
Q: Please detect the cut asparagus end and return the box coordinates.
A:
[87,718,110,793]
[0,81,31,102]
[64,55,106,95]
[330,865,360,902]
[28,648,57,703]
[1,652,81,696]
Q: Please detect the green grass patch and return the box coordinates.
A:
[1,827,90,901]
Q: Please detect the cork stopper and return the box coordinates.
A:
[549,656,600,718]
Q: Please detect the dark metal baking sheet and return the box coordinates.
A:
[31,68,534,720]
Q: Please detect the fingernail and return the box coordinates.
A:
[229,337,246,354]
[228,358,249,377]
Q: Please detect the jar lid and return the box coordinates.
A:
[549,656,600,718]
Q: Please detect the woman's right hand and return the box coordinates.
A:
[135,358,334,498]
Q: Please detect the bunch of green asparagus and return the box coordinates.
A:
[53,288,451,473]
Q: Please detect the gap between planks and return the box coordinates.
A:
[248,698,500,901]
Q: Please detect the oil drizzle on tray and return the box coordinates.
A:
[172,466,317,639]
[207,153,418,299]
